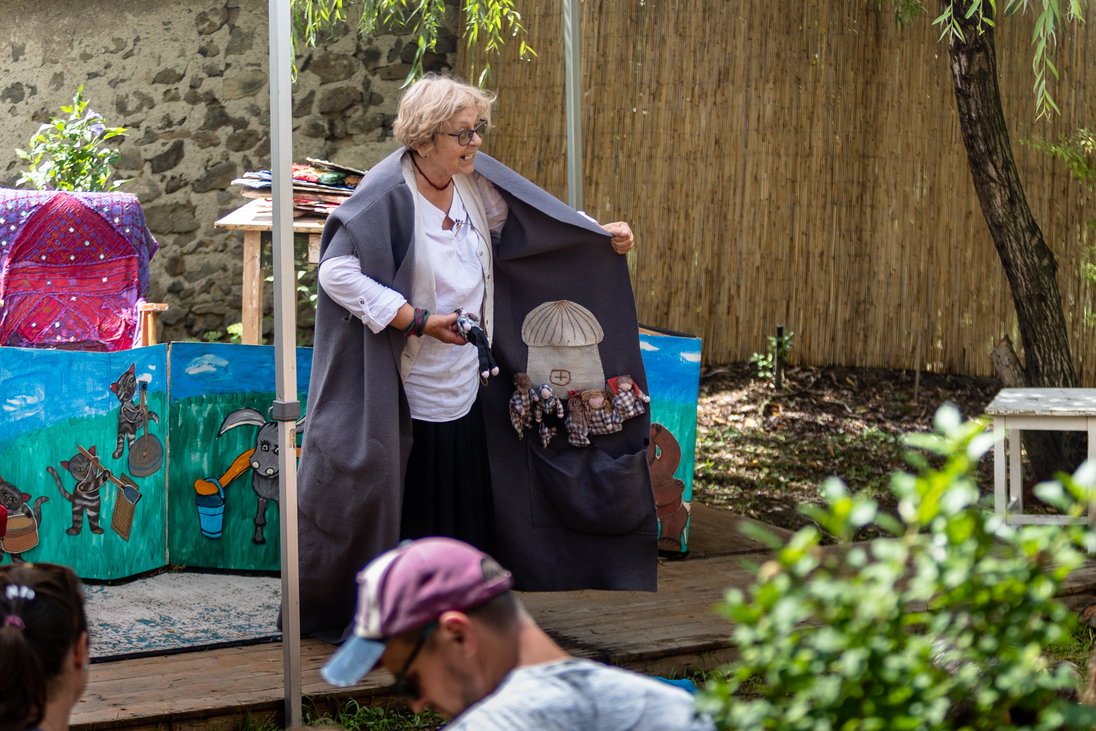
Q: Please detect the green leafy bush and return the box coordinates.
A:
[749,330,794,381]
[698,405,1096,731]
[16,86,127,192]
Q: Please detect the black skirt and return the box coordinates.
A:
[400,395,496,554]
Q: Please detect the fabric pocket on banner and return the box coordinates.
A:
[527,443,654,536]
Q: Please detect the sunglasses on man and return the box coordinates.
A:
[390,620,438,698]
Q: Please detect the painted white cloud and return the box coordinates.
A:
[185,354,230,376]
[3,381,45,419]
[639,341,660,351]
[680,351,702,363]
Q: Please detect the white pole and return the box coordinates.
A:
[563,0,583,211]
[268,0,302,726]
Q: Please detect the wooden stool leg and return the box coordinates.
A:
[1008,427,1023,516]
[141,312,152,347]
[242,230,263,345]
[146,312,159,346]
[994,417,1006,520]
[1089,417,1096,527]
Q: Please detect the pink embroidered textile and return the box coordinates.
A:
[0,190,159,351]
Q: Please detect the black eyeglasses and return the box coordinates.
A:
[391,621,437,698]
[445,121,488,147]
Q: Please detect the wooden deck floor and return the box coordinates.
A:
[72,506,1096,731]
[72,505,777,731]
[75,550,760,731]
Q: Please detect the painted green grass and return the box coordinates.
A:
[167,391,306,572]
[0,407,167,578]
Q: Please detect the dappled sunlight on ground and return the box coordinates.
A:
[692,363,1000,539]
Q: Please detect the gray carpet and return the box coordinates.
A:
[84,572,282,662]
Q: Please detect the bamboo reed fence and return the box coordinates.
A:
[459,0,1096,381]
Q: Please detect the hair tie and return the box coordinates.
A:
[4,585,35,601]
[3,615,25,632]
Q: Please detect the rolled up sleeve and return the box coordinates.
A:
[318,254,406,334]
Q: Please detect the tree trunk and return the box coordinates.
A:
[944,2,1081,478]
[990,336,1027,388]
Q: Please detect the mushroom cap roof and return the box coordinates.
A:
[521,300,604,346]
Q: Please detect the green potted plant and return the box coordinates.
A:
[16,85,127,192]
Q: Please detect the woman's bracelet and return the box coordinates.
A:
[402,307,430,338]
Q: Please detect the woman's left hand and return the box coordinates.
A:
[602,221,635,255]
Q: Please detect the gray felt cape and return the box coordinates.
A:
[297,148,657,640]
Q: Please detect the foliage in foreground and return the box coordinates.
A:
[16,87,126,192]
[698,405,1096,731]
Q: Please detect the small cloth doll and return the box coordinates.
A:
[565,393,590,447]
[509,373,537,438]
[455,309,499,380]
[608,375,650,420]
[532,384,565,448]
[584,388,623,436]
[536,423,558,448]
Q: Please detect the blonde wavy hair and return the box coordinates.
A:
[393,74,496,153]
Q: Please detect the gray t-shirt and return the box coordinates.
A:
[446,658,715,731]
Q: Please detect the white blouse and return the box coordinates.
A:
[319,172,508,422]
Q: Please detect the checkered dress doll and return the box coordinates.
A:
[566,394,590,447]
[585,389,623,436]
[610,375,650,420]
[509,373,537,438]
[532,384,565,447]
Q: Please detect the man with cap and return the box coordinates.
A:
[322,537,714,730]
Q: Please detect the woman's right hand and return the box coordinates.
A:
[424,311,466,345]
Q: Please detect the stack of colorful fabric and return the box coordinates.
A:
[231,158,366,217]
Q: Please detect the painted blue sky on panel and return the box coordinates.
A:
[0,345,166,441]
[639,333,702,404]
[169,342,313,402]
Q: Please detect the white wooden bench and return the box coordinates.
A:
[984,388,1096,525]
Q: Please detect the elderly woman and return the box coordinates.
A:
[0,563,90,731]
[298,75,655,642]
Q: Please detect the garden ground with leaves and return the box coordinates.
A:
[692,363,1002,540]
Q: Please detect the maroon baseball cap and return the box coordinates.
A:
[321,538,514,687]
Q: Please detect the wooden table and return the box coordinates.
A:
[213,198,326,345]
[984,388,1096,525]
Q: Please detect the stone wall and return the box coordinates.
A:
[0,0,458,343]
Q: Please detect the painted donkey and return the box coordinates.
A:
[215,408,303,545]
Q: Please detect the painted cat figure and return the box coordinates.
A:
[48,447,112,535]
[0,479,48,561]
[110,363,159,460]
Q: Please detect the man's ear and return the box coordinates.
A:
[438,611,478,659]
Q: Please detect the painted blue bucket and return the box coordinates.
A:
[195,479,225,539]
